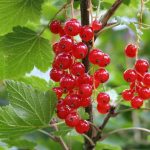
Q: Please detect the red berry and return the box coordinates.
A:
[138,87,150,100]
[65,112,80,127]
[77,73,93,85]
[125,44,137,58]
[79,84,93,98]
[80,98,91,107]
[122,89,134,101]
[143,73,150,86]
[50,68,64,82]
[75,120,90,134]
[92,20,102,31]
[89,49,104,65]
[97,103,110,114]
[49,20,61,34]
[98,53,111,67]
[59,26,66,37]
[58,35,73,52]
[72,42,88,59]
[131,96,143,109]
[56,99,65,109]
[135,59,149,73]
[123,69,137,82]
[60,74,75,90]
[94,69,109,83]
[54,52,73,69]
[53,87,64,98]
[70,62,85,76]
[80,26,94,42]
[57,105,73,119]
[97,92,110,104]
[65,93,81,109]
[52,42,62,54]
[64,19,81,36]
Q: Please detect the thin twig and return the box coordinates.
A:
[83,134,95,146]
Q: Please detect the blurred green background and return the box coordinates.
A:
[0,0,150,149]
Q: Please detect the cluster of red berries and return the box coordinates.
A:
[122,44,150,108]
[49,18,111,134]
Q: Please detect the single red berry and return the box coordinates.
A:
[72,42,88,59]
[75,120,90,134]
[97,92,110,104]
[60,74,75,90]
[70,62,85,76]
[131,96,143,109]
[135,59,149,73]
[65,112,80,127]
[94,69,109,83]
[89,49,104,65]
[143,73,150,86]
[53,87,64,98]
[54,52,73,69]
[125,44,137,58]
[122,89,134,101]
[92,20,102,31]
[80,26,94,42]
[79,84,93,98]
[52,42,62,55]
[49,20,61,34]
[56,99,65,109]
[97,103,110,114]
[77,73,93,85]
[57,105,73,119]
[58,35,73,52]
[138,87,150,100]
[123,69,137,82]
[50,68,64,82]
[98,53,111,67]
[80,98,91,107]
[64,19,81,36]
[65,93,81,109]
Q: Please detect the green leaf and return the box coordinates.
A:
[0,27,53,79]
[122,0,131,5]
[0,0,44,35]
[78,108,89,120]
[0,80,57,138]
[18,76,50,91]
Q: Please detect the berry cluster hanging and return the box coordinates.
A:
[49,18,111,134]
[122,44,150,108]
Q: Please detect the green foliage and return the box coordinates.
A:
[0,27,52,79]
[0,0,43,35]
[0,80,56,138]
[96,143,122,150]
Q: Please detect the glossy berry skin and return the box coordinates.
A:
[72,42,88,59]
[97,103,110,114]
[60,74,75,90]
[123,69,137,82]
[75,120,90,134]
[49,20,61,34]
[77,73,93,85]
[65,93,81,109]
[65,112,80,127]
[56,99,65,109]
[98,53,111,67]
[92,20,102,31]
[94,69,109,83]
[79,84,93,98]
[70,62,85,77]
[80,98,91,107]
[64,19,80,36]
[97,92,110,104]
[125,44,137,58]
[138,87,150,100]
[52,42,62,55]
[59,26,66,37]
[143,73,150,86]
[57,105,72,119]
[79,26,94,42]
[54,52,73,69]
[58,35,73,52]
[89,49,104,65]
[53,87,64,98]
[50,68,64,82]
[122,89,134,101]
[131,96,143,109]
[135,59,149,73]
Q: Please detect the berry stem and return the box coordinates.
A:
[70,0,74,18]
